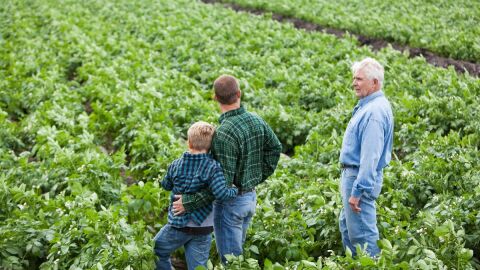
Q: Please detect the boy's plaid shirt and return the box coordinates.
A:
[162,152,237,227]
[182,105,282,212]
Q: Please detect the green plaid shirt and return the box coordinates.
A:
[182,105,282,212]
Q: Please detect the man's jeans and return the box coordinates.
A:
[339,167,382,257]
[213,191,257,263]
[153,224,211,270]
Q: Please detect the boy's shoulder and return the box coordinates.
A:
[167,156,185,170]
[207,155,221,166]
[171,156,184,165]
[169,153,219,167]
[200,154,222,173]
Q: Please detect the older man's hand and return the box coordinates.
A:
[172,195,186,216]
[348,196,361,213]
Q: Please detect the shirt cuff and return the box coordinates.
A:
[182,194,194,213]
[351,187,363,198]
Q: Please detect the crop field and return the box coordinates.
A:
[0,0,479,269]
[221,0,480,63]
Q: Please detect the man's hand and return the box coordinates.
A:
[172,195,186,216]
[348,196,361,213]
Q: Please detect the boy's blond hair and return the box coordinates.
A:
[187,121,215,151]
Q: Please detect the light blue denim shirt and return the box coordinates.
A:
[340,91,394,198]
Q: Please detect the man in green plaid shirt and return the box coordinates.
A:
[173,75,282,262]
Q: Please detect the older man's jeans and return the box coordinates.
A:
[339,167,382,257]
[213,191,256,263]
[153,224,211,270]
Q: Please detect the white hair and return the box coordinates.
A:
[352,57,384,87]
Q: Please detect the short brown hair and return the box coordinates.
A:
[187,121,215,151]
[213,75,240,105]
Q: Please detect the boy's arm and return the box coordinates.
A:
[161,164,174,191]
[262,124,282,181]
[208,166,238,201]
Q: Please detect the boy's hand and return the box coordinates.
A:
[172,195,185,215]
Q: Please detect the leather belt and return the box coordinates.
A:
[341,164,359,169]
[173,226,213,235]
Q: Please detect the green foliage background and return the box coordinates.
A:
[0,0,479,269]
[223,0,480,62]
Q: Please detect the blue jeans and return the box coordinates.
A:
[213,191,256,263]
[339,167,382,257]
[153,224,211,270]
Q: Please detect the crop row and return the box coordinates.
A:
[221,0,480,63]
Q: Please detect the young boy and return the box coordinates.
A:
[154,121,238,270]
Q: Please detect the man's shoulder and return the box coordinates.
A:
[244,109,265,121]
[214,123,238,142]
[216,109,271,137]
[365,96,392,116]
[224,108,263,122]
[235,110,270,130]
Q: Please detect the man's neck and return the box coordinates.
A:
[360,88,381,99]
[370,88,381,95]
[219,101,241,113]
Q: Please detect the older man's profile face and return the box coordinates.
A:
[352,70,376,99]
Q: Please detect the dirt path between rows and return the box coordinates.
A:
[202,0,480,77]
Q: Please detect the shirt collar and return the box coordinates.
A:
[358,90,384,107]
[219,104,246,123]
[182,152,211,160]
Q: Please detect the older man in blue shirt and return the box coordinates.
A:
[339,57,394,257]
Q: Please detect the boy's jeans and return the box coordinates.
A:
[213,191,257,263]
[154,224,211,270]
[339,167,382,257]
